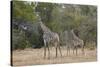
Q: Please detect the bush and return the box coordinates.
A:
[12,29,29,50]
[85,42,96,50]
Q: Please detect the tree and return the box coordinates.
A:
[12,1,37,23]
[12,1,97,49]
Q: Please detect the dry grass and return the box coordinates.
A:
[12,47,97,66]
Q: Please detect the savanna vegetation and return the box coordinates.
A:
[12,1,97,50]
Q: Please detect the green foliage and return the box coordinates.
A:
[12,1,37,23]
[36,2,54,23]
[12,1,97,50]
[12,29,30,50]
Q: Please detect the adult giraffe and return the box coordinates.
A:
[34,2,62,59]
[71,29,85,55]
[39,21,62,59]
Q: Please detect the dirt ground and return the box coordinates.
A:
[12,47,97,66]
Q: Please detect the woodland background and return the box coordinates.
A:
[12,1,97,50]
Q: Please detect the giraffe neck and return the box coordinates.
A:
[39,21,51,33]
[71,29,80,41]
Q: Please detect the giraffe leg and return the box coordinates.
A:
[44,46,46,59]
[69,47,70,56]
[67,47,68,56]
[56,47,57,58]
[81,45,85,55]
[44,40,46,59]
[58,46,62,57]
[73,49,74,55]
[67,46,70,56]
[66,46,68,56]
[76,47,78,56]
[47,46,50,59]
